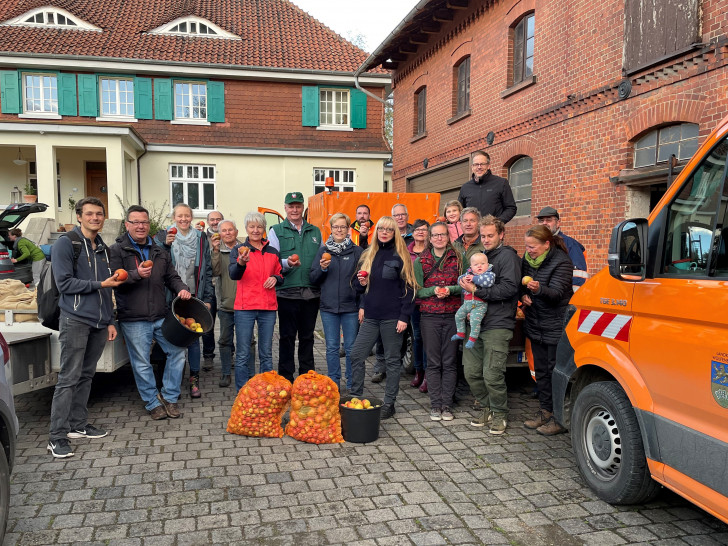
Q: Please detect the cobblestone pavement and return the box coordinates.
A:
[5,330,728,545]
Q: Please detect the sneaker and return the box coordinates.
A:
[157,393,181,418]
[47,439,74,458]
[150,405,168,420]
[441,407,454,421]
[219,374,231,387]
[202,357,214,372]
[430,408,442,421]
[380,404,396,420]
[371,372,386,383]
[489,414,508,435]
[67,424,108,439]
[524,409,552,430]
[190,375,201,398]
[470,408,492,427]
[537,416,567,436]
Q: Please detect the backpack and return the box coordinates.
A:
[37,231,83,330]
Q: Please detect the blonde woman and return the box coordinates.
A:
[349,216,418,419]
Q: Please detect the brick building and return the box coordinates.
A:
[0,0,390,226]
[358,0,728,270]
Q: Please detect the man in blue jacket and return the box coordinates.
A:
[48,197,125,459]
[536,206,589,291]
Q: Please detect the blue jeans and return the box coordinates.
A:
[234,310,276,390]
[188,338,200,375]
[120,319,187,410]
[320,311,359,390]
[217,309,234,376]
[411,306,427,371]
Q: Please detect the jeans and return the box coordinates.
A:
[234,310,276,390]
[49,313,108,442]
[120,319,187,411]
[350,319,403,406]
[530,339,558,413]
[421,313,458,409]
[462,327,513,416]
[202,294,217,358]
[217,309,234,376]
[320,310,359,390]
[411,306,427,371]
[188,338,200,375]
[277,297,320,382]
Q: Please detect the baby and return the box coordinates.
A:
[451,253,496,349]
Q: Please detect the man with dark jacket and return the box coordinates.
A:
[110,206,192,421]
[459,214,521,435]
[48,197,124,459]
[201,210,223,371]
[458,151,517,223]
[536,206,588,291]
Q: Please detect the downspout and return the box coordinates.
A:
[136,147,147,205]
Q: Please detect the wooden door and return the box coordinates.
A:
[85,162,108,217]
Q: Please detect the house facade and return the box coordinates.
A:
[359,0,728,269]
[0,1,391,227]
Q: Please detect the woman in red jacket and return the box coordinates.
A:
[229,212,283,390]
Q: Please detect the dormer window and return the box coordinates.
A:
[2,7,99,31]
[151,17,239,39]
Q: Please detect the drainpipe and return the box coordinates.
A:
[136,147,147,205]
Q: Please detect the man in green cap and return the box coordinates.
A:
[267,192,323,382]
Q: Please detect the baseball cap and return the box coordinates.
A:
[536,206,559,219]
[284,192,305,204]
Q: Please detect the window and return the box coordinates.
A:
[23,73,57,114]
[634,123,699,168]
[151,17,239,39]
[414,87,426,136]
[314,169,355,194]
[175,82,207,121]
[455,57,471,115]
[100,78,134,118]
[509,156,532,216]
[170,165,216,212]
[4,7,99,30]
[661,136,728,277]
[169,21,217,35]
[319,89,349,127]
[513,14,535,86]
[28,161,62,209]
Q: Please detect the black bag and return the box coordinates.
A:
[37,231,83,330]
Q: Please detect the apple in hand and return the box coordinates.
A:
[522,276,533,286]
[113,269,128,282]
[141,260,153,268]
[168,227,178,235]
[288,254,300,267]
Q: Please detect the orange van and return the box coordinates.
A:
[554,115,728,523]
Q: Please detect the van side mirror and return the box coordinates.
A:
[608,219,648,281]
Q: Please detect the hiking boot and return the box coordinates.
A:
[67,424,108,439]
[47,439,74,458]
[371,372,386,383]
[157,393,181,418]
[202,357,214,372]
[537,416,567,436]
[524,409,552,430]
[489,414,508,435]
[380,404,396,420]
[190,375,201,398]
[430,408,442,421]
[219,374,231,387]
[470,408,492,427]
[410,370,424,388]
[441,407,454,421]
[150,405,168,420]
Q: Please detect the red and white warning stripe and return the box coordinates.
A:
[576,310,632,342]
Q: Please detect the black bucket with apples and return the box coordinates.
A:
[339,395,383,443]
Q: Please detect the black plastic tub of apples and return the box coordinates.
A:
[339,395,383,443]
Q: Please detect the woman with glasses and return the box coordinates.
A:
[414,222,463,421]
[349,216,418,420]
[407,220,430,392]
[310,213,363,392]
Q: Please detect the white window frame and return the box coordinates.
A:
[509,156,532,217]
[20,72,59,118]
[173,81,208,124]
[319,89,350,129]
[28,161,62,210]
[98,77,136,120]
[170,164,216,214]
[150,16,239,40]
[3,7,100,31]
[313,168,356,194]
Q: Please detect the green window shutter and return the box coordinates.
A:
[0,70,20,114]
[207,81,225,123]
[154,79,173,120]
[77,74,98,117]
[302,86,319,127]
[58,73,77,116]
[350,88,367,129]
[135,77,152,119]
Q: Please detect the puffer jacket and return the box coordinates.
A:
[229,239,284,311]
[520,248,573,345]
[309,243,363,314]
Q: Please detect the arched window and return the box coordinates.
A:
[634,123,699,168]
[509,156,532,216]
[151,17,239,39]
[4,7,99,30]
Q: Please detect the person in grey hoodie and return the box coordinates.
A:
[47,197,125,459]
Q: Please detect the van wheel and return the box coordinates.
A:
[571,381,660,505]
[0,447,9,541]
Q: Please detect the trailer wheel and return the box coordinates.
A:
[571,381,660,505]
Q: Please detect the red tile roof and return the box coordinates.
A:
[0,0,387,74]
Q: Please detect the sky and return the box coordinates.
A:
[291,0,418,53]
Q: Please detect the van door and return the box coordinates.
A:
[630,134,728,503]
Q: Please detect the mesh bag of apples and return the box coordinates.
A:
[285,370,344,444]
[226,371,292,438]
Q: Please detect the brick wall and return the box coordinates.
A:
[390,0,728,271]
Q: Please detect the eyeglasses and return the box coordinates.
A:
[377,227,395,233]
[127,221,150,226]
[430,233,448,238]
[393,213,407,218]
[331,225,348,230]
[413,228,428,233]
[472,162,489,168]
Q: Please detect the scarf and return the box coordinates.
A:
[325,235,352,255]
[171,227,199,290]
[525,249,549,269]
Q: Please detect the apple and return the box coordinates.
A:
[195,327,203,333]
[212,233,220,240]
[239,246,250,257]
[362,399,371,409]
[168,227,177,235]
[359,270,369,278]
[185,318,195,326]
[437,216,447,223]
[141,260,153,268]
[197,221,205,228]
[113,269,128,282]
[288,254,300,266]
[522,276,533,286]
[322,252,332,261]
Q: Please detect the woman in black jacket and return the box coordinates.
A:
[310,213,363,392]
[520,225,573,436]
